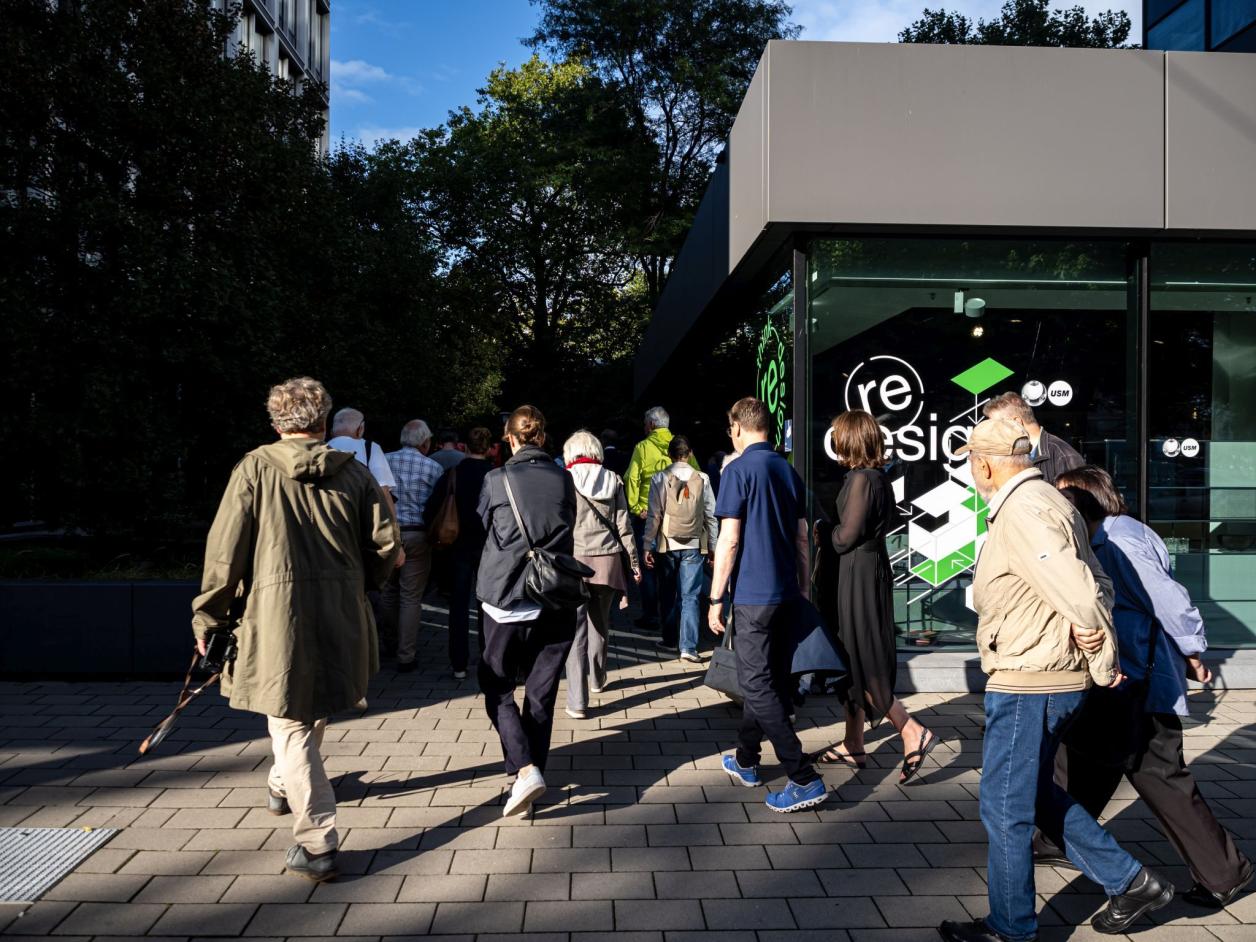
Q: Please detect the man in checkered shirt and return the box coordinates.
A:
[383,420,444,671]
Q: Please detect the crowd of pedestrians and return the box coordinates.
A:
[190,376,1250,939]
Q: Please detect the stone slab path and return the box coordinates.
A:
[2,605,1255,941]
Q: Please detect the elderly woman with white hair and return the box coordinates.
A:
[563,430,641,718]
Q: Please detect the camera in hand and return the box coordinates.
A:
[199,632,238,674]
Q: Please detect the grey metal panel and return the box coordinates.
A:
[728,48,769,275]
[759,41,1165,253]
[1165,52,1256,231]
[634,160,730,396]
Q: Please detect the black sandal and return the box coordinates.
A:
[819,747,868,769]
[899,729,939,784]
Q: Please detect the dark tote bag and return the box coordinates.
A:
[1065,618,1161,765]
[791,596,847,678]
[704,612,743,703]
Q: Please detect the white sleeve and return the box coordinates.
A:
[369,442,397,489]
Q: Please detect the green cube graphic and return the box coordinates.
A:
[912,543,979,588]
[951,357,1013,395]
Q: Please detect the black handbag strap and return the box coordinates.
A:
[500,468,535,557]
[577,492,629,558]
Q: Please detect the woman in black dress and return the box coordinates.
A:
[816,410,938,784]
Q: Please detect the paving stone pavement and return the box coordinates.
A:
[3,601,1256,941]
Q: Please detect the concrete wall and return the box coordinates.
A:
[1165,51,1256,230]
[732,41,1166,266]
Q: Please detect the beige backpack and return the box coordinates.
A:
[662,471,705,542]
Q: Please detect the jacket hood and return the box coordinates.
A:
[253,438,356,480]
[569,463,621,500]
[646,428,674,449]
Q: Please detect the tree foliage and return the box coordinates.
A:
[0,0,497,538]
[529,0,799,301]
[424,58,648,375]
[1,0,794,542]
[899,0,1134,47]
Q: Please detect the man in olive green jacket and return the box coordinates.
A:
[193,377,401,883]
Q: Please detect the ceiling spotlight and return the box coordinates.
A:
[971,324,985,338]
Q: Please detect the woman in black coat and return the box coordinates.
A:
[477,405,578,818]
[816,410,937,784]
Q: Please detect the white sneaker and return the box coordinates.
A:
[565,708,586,720]
[503,768,546,818]
[590,681,607,694]
[680,651,703,663]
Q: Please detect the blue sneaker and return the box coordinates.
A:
[722,754,761,787]
[765,777,828,813]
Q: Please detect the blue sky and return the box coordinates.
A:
[330,0,1142,148]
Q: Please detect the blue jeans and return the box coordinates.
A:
[981,690,1143,941]
[662,549,703,655]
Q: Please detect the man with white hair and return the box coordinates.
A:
[326,407,397,496]
[624,407,698,633]
[939,418,1173,942]
[382,419,443,672]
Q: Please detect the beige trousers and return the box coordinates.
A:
[266,716,337,854]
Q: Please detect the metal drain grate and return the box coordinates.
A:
[0,827,117,902]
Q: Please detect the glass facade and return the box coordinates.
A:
[1144,0,1256,50]
[805,238,1134,647]
[1149,243,1256,645]
[693,238,1256,650]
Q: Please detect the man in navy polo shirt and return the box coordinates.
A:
[708,397,826,812]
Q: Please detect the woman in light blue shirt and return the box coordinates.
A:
[1055,466,1251,910]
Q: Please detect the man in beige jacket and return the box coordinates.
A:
[939,419,1173,942]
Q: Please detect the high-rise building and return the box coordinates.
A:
[1144,0,1256,50]
[215,0,331,152]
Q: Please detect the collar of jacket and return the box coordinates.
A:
[506,445,550,466]
[985,467,1045,520]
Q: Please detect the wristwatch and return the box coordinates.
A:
[707,597,724,605]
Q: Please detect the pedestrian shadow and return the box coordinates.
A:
[1030,689,1256,936]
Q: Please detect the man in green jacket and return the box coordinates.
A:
[192,377,401,883]
[624,407,699,631]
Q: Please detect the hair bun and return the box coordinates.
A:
[507,405,547,447]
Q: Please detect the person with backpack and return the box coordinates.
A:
[623,407,700,632]
[562,431,641,718]
[644,435,717,661]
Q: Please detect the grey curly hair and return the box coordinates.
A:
[266,377,332,434]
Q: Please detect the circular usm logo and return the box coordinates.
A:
[756,319,788,447]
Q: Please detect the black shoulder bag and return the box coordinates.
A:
[704,611,743,703]
[501,469,593,611]
[1066,618,1160,766]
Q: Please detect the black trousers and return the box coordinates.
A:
[478,606,575,776]
[1059,706,1248,895]
[733,600,818,785]
[449,552,481,673]
[656,551,679,648]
